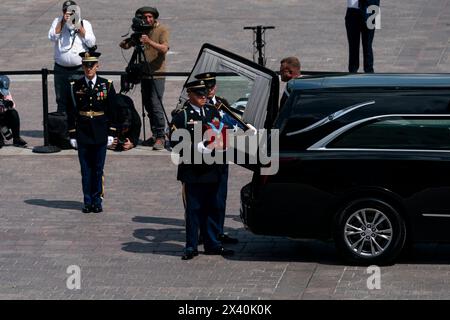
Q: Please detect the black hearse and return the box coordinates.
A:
[183,44,450,264]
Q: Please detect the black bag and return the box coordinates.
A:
[48,111,72,149]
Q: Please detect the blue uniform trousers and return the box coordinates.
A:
[184,182,221,252]
[216,165,229,235]
[345,8,375,73]
[77,143,107,207]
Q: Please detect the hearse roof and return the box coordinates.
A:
[290,73,450,91]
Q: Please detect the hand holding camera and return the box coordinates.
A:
[0,99,14,114]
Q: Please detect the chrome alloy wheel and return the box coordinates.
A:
[344,208,393,258]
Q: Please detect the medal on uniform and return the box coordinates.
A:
[207,120,224,148]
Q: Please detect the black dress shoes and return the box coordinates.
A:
[92,206,103,213]
[13,137,27,148]
[82,205,92,213]
[181,250,199,260]
[204,246,234,256]
[218,234,239,244]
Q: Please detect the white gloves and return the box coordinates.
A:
[197,140,213,154]
[107,136,114,147]
[70,139,77,149]
[246,123,257,135]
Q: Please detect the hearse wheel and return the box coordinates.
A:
[334,198,406,265]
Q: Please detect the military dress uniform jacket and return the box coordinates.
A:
[67,77,118,145]
[170,102,226,184]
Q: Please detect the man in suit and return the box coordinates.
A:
[279,57,302,108]
[109,94,141,152]
[170,80,234,260]
[345,0,380,73]
[67,49,117,213]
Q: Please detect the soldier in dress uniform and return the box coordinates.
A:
[67,49,117,213]
[194,72,239,245]
[170,80,234,260]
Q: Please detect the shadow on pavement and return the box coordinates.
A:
[123,215,342,263]
[123,216,186,256]
[396,243,450,265]
[20,130,43,138]
[122,227,185,256]
[132,216,185,227]
[24,199,83,210]
[123,216,450,265]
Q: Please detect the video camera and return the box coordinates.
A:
[0,98,13,114]
[120,9,156,93]
[130,16,153,41]
[120,16,153,93]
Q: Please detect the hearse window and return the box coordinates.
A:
[216,75,253,118]
[328,118,450,150]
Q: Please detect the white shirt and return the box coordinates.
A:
[189,103,205,117]
[48,17,96,67]
[347,0,359,8]
[85,75,97,88]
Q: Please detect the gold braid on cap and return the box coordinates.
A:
[82,53,99,62]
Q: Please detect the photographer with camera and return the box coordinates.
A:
[108,94,141,152]
[119,6,169,151]
[0,76,27,149]
[48,1,96,114]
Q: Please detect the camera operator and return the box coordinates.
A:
[48,1,96,114]
[119,6,169,150]
[0,76,27,149]
[108,94,141,152]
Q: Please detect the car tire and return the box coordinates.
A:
[334,198,406,265]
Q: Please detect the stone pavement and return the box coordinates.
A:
[3,150,450,300]
[1,0,450,300]
[0,0,449,73]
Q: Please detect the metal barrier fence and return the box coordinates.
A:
[0,68,345,153]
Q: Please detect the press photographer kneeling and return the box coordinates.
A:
[108,94,141,152]
[0,75,27,149]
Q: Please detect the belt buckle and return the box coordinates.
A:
[88,110,94,118]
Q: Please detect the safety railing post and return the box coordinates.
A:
[42,68,49,146]
[32,68,61,153]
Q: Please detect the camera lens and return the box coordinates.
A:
[1,126,13,140]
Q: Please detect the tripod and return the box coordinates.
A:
[125,39,170,143]
[243,25,275,67]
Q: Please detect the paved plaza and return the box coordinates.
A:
[1,0,450,300]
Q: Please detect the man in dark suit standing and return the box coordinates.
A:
[170,80,234,260]
[345,0,380,73]
[67,49,117,213]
